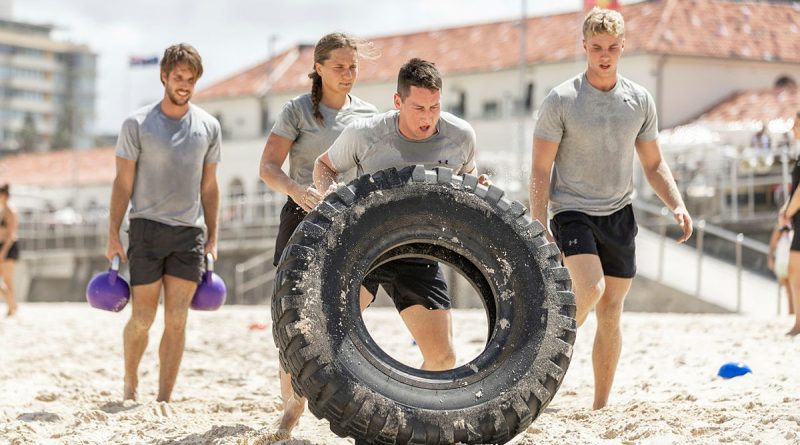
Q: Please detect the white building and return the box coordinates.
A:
[194,0,800,198]
[4,0,800,213]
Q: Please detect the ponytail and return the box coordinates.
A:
[308,71,324,125]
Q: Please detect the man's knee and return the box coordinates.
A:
[163,308,189,333]
[595,295,624,324]
[577,279,605,307]
[128,311,156,332]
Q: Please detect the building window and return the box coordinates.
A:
[524,82,535,112]
[482,101,500,118]
[448,91,466,118]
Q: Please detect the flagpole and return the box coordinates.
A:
[517,0,528,196]
[577,3,584,72]
[125,55,131,114]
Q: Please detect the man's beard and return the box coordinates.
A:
[167,89,190,106]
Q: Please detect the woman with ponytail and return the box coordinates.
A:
[258,32,378,439]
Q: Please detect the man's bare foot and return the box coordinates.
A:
[786,326,800,336]
[592,400,608,410]
[6,304,16,317]
[276,394,305,436]
[123,380,137,401]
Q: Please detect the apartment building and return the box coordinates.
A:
[0,17,96,153]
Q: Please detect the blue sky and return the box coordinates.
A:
[13,0,641,135]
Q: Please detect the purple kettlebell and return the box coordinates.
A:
[191,253,227,311]
[86,255,130,312]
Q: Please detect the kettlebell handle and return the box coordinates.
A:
[206,253,214,272]
[109,254,121,285]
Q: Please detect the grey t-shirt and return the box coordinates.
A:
[116,102,222,228]
[535,73,658,216]
[271,93,378,187]
[328,110,477,177]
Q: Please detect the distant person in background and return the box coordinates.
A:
[750,120,773,170]
[751,121,772,154]
[779,112,800,335]
[767,222,793,314]
[258,32,378,439]
[0,183,19,317]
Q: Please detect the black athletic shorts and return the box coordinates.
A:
[273,197,450,312]
[363,258,451,312]
[274,197,307,266]
[791,214,800,251]
[0,241,19,261]
[127,218,205,286]
[550,205,638,278]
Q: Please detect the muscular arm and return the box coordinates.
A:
[636,138,693,243]
[313,151,340,196]
[106,157,136,262]
[201,162,220,259]
[529,137,559,241]
[259,133,321,211]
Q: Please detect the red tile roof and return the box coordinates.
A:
[0,147,115,188]
[194,47,305,101]
[697,86,800,123]
[197,0,800,98]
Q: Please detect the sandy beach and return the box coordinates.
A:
[1,303,798,445]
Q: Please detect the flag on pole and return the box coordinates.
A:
[584,0,620,10]
[129,55,159,66]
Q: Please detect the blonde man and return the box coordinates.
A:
[529,8,692,409]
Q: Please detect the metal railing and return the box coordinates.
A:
[15,194,285,251]
[658,141,794,224]
[635,200,778,314]
[233,248,276,305]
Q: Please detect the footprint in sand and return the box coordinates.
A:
[99,400,138,414]
[248,429,320,445]
[249,429,289,445]
[34,392,58,402]
[146,401,174,419]
[75,410,110,423]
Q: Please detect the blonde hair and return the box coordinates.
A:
[583,7,625,39]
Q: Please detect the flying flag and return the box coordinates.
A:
[584,0,620,10]
[129,55,159,67]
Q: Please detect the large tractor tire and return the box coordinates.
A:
[272,165,576,444]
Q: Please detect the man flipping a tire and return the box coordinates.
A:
[314,58,489,371]
[530,8,693,410]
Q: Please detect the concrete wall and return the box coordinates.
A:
[197,96,263,140]
[658,56,799,128]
